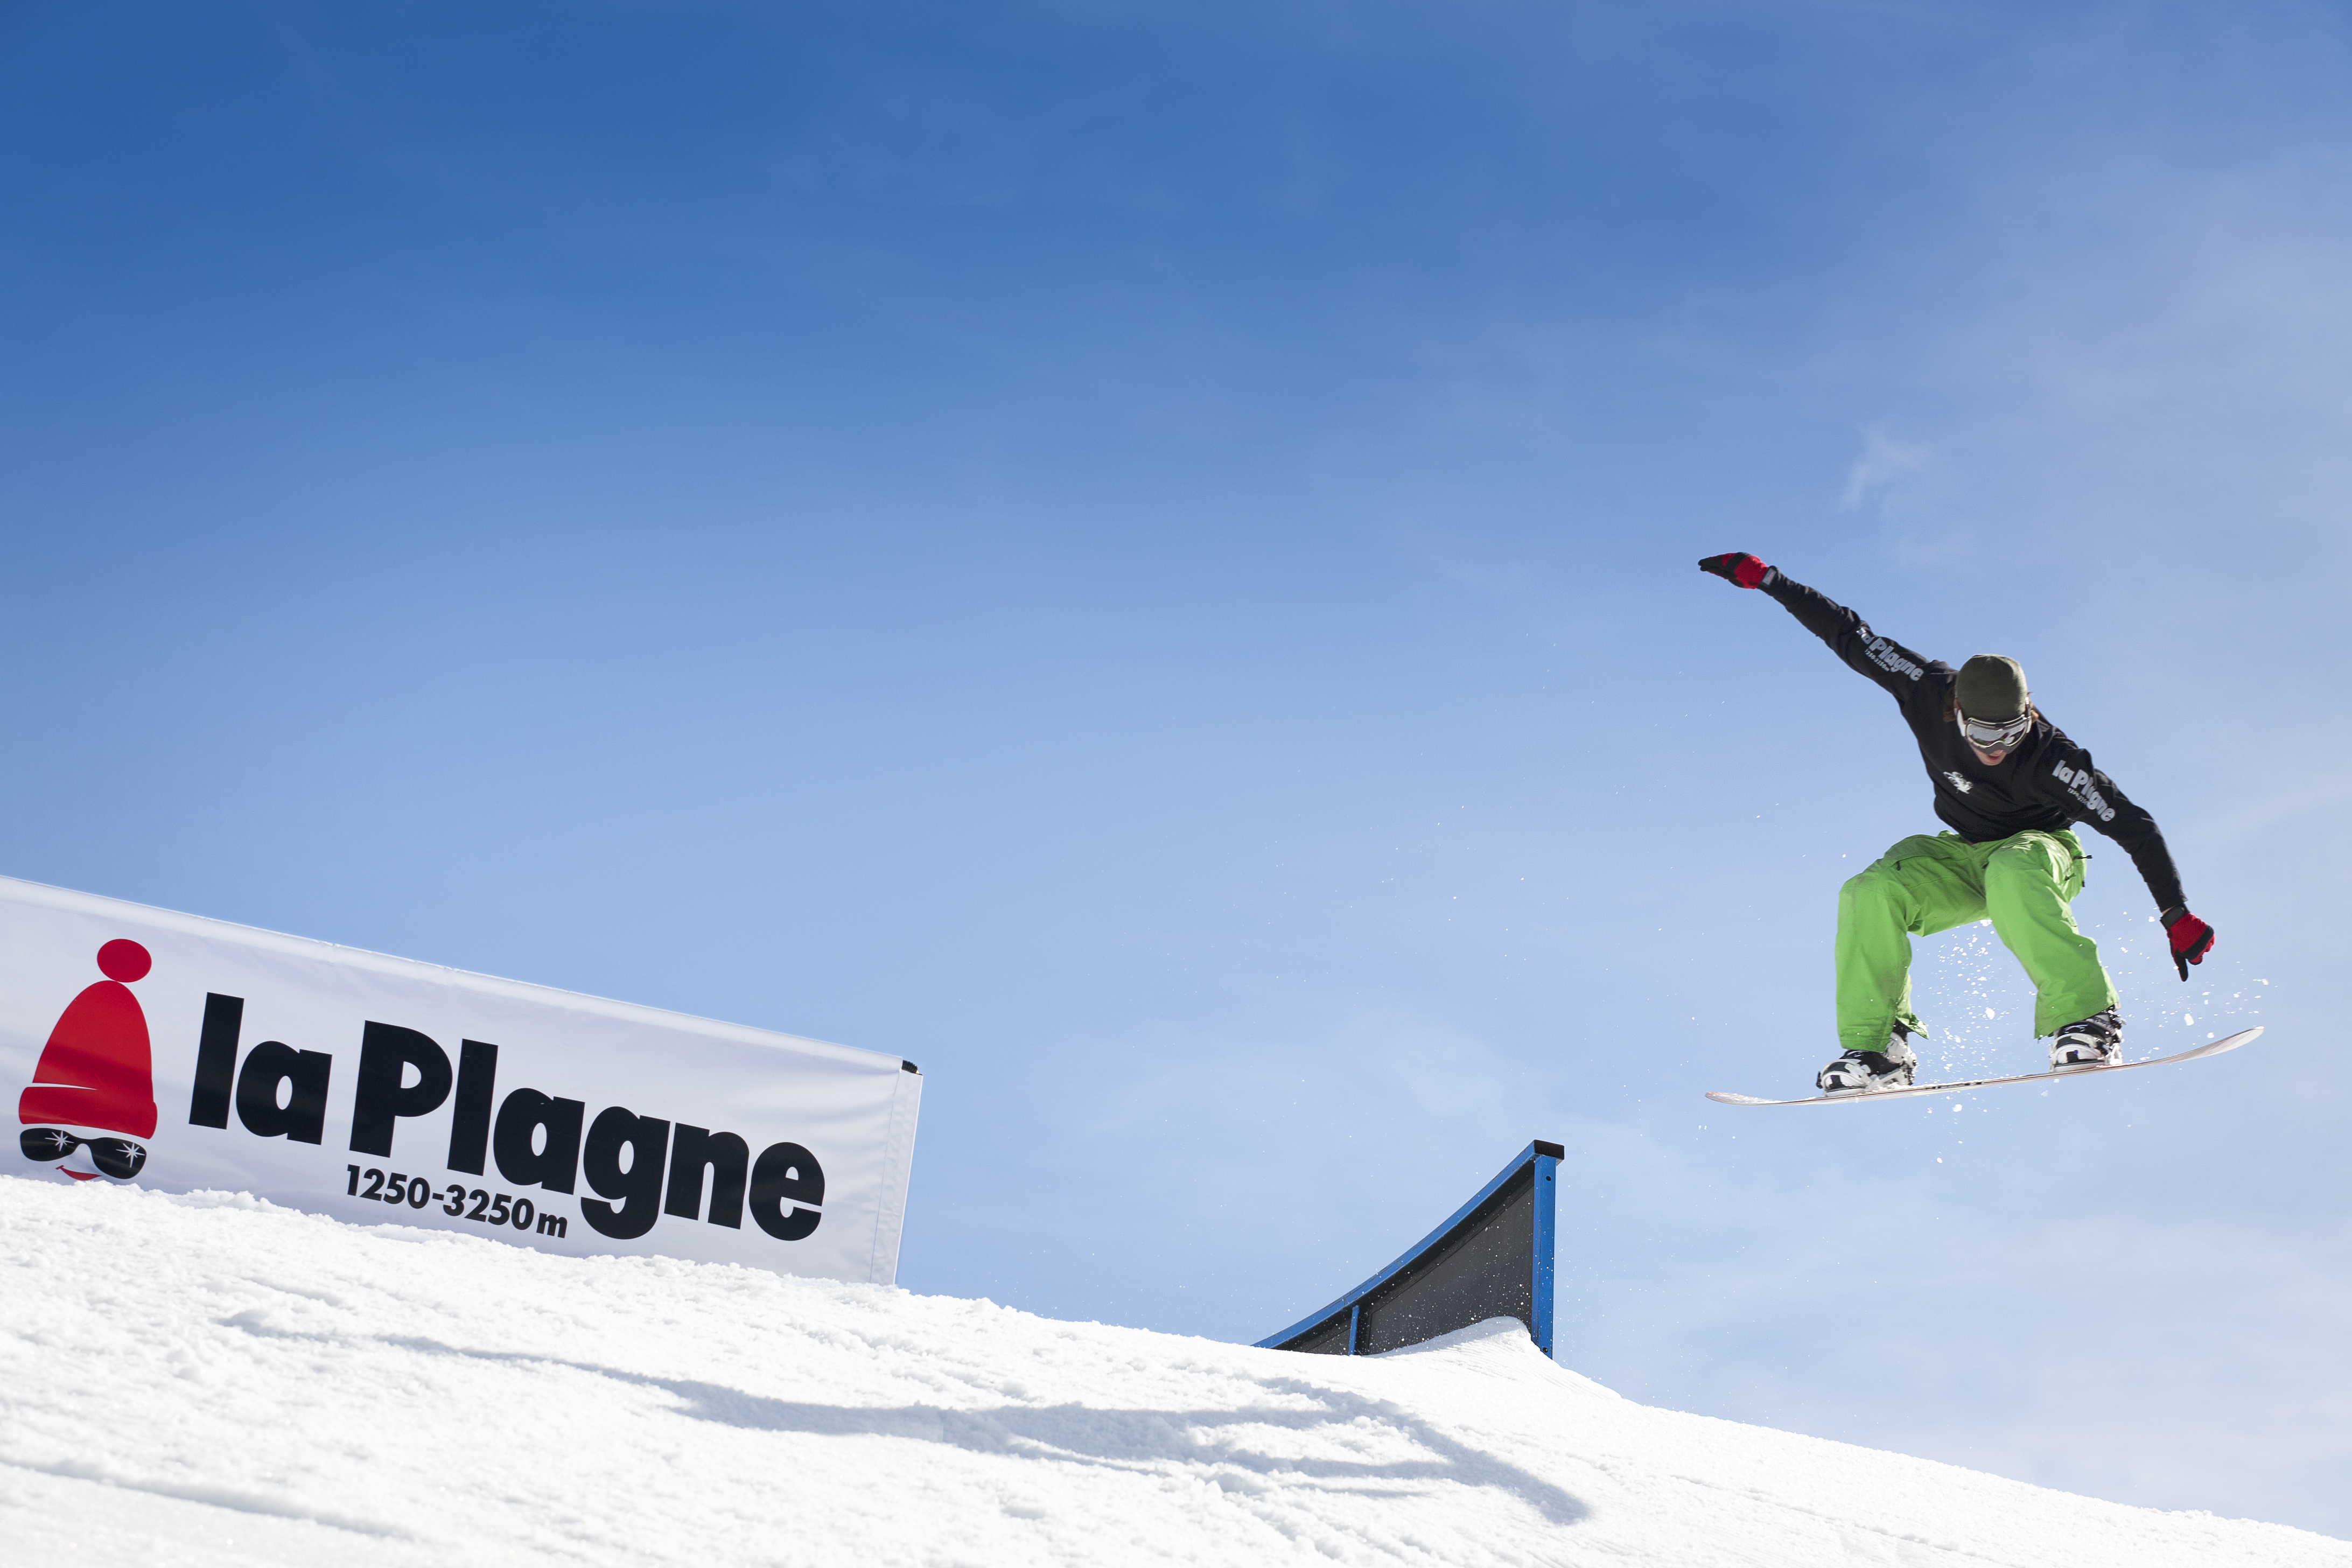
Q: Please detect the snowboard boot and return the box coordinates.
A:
[1817,1025,1918,1095]
[2050,1007,2124,1071]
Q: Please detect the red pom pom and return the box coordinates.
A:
[97,940,152,983]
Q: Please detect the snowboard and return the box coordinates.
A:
[1705,1026,2262,1107]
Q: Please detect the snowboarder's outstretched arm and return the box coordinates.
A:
[1698,554,1942,704]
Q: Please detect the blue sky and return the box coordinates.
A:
[5,0,2350,1537]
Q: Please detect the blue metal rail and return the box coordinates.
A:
[1256,1138,1563,1359]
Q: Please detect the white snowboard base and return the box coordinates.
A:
[1705,1026,2263,1107]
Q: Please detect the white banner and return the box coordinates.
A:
[0,875,921,1285]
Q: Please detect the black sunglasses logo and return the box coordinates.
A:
[20,1127,148,1179]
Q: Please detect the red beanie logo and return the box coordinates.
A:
[18,940,158,1145]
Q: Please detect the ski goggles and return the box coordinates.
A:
[1957,710,2032,752]
[19,1127,148,1179]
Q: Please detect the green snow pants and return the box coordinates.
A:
[1835,829,2117,1053]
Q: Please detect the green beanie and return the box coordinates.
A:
[1956,655,2028,720]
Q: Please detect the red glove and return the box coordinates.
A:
[1698,552,1775,590]
[2161,907,2215,981]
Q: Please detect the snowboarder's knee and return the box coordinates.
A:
[1839,866,1902,908]
[1984,838,2063,889]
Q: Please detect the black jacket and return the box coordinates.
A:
[1763,571,2186,912]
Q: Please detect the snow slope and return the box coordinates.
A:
[2,1182,2341,1568]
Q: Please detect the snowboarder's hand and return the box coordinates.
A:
[1698,552,1775,590]
[2161,907,2215,981]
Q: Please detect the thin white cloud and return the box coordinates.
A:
[1842,423,1933,509]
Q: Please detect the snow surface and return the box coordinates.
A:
[3,1181,2342,1568]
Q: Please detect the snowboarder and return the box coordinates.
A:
[1697,553,2217,1094]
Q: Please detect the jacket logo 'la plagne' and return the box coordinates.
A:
[1860,630,1924,682]
[19,941,824,1246]
[1942,770,1975,794]
[2051,760,2119,823]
